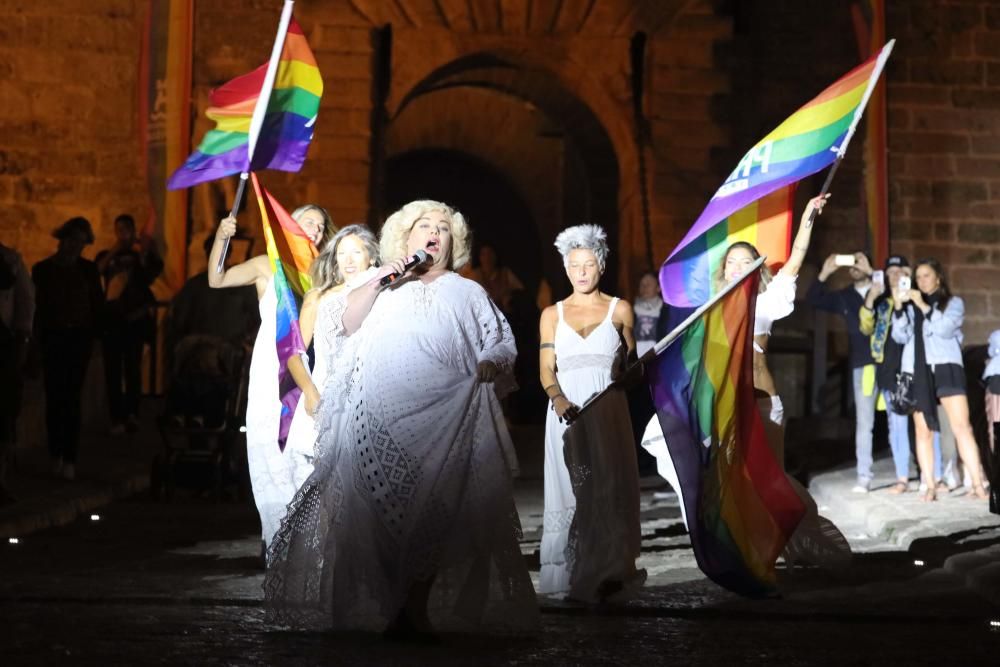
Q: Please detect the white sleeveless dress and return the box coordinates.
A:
[540,298,642,600]
[246,278,291,548]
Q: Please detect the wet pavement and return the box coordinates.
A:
[2,420,1000,664]
[2,483,999,665]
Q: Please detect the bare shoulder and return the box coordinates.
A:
[540,304,559,324]
[613,297,634,321]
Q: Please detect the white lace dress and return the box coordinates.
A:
[283,275,374,485]
[540,298,642,600]
[264,272,537,633]
[246,278,293,548]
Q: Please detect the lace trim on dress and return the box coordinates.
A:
[557,353,615,372]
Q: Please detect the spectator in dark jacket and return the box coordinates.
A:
[808,251,877,492]
[32,217,104,481]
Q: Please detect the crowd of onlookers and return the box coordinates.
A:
[626,252,999,502]
[809,252,996,501]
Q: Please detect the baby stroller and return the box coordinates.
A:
[152,334,250,501]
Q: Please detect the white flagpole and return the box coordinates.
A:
[837,39,895,159]
[217,0,295,273]
[801,39,895,234]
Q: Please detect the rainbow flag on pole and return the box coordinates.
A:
[167,16,322,190]
[661,41,894,307]
[648,268,806,597]
[250,173,315,449]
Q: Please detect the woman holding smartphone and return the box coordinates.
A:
[892,258,989,501]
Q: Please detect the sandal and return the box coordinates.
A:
[887,481,908,495]
[969,485,989,500]
[920,488,937,502]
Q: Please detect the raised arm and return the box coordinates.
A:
[780,194,829,279]
[539,306,578,422]
[915,293,964,340]
[891,298,914,344]
[859,279,886,336]
[207,216,270,293]
[342,258,408,335]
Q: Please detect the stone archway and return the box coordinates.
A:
[384,53,622,300]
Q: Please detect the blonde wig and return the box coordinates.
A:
[554,224,609,273]
[310,224,380,293]
[379,200,471,270]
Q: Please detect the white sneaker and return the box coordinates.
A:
[62,464,75,481]
[851,482,870,494]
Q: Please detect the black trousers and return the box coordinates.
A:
[42,329,93,464]
[102,319,145,423]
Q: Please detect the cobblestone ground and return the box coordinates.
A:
[2,496,999,665]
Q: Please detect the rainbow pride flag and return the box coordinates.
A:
[647,271,806,597]
[661,41,894,307]
[250,173,314,449]
[663,185,796,310]
[167,18,322,190]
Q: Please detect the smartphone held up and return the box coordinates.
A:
[834,254,856,267]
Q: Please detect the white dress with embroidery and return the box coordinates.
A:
[283,270,377,484]
[264,272,537,633]
[540,298,642,600]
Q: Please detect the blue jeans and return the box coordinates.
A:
[883,390,911,481]
[854,366,877,483]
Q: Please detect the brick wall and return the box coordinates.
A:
[886,0,1000,344]
[723,0,1000,344]
[0,0,145,269]
[1,0,996,342]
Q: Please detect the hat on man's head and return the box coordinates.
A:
[52,217,95,245]
[884,254,908,270]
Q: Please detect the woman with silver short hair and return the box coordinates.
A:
[538,223,643,602]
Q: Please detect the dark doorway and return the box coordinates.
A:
[385,148,541,290]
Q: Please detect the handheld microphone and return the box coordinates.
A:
[378,249,430,287]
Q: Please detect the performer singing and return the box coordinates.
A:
[538,224,643,602]
[208,205,334,549]
[265,200,537,636]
